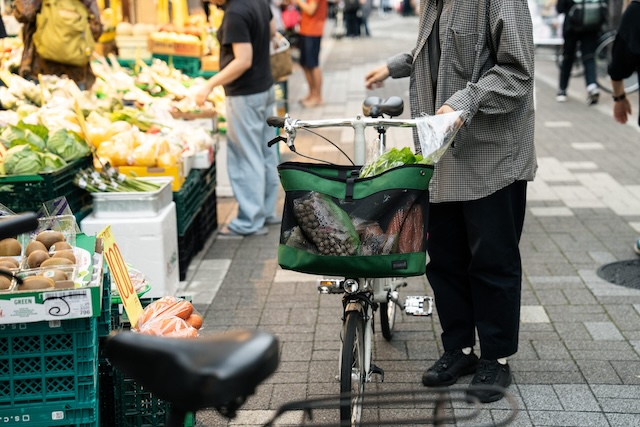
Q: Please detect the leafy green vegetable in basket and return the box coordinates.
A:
[39,152,68,172]
[0,125,46,151]
[2,145,43,175]
[359,147,428,178]
[47,129,91,162]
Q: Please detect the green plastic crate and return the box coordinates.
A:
[0,156,93,215]
[0,317,99,425]
[152,54,201,77]
[103,297,194,427]
[113,369,195,427]
[97,267,112,338]
[173,168,204,235]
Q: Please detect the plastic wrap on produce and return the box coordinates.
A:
[134,295,202,338]
[292,192,360,256]
[416,110,465,163]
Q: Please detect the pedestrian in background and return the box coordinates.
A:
[343,0,361,37]
[13,0,102,89]
[359,0,373,36]
[291,0,327,107]
[0,14,7,40]
[555,0,608,104]
[608,0,640,253]
[365,0,536,403]
[196,0,281,236]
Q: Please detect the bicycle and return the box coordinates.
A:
[263,96,462,426]
[594,30,639,94]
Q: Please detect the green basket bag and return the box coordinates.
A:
[277,161,434,278]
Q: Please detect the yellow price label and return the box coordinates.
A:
[98,225,144,328]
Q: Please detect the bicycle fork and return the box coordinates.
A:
[340,295,384,383]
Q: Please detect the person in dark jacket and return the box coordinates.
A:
[608,0,640,255]
[608,0,640,127]
[555,0,607,105]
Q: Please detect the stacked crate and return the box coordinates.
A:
[173,162,217,280]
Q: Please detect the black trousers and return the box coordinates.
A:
[425,181,527,360]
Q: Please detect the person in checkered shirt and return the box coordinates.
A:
[365,0,537,403]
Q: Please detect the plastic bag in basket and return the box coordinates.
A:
[134,296,202,338]
[416,110,465,163]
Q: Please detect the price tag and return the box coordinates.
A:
[98,225,144,327]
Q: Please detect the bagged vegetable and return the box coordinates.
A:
[416,110,465,164]
[292,192,360,256]
[134,295,202,338]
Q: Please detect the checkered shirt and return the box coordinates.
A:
[387,0,537,203]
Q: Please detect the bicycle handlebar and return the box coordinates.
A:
[0,212,39,240]
[266,115,419,164]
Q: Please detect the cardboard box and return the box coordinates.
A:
[148,38,203,58]
[116,164,186,192]
[116,34,152,60]
[201,54,219,72]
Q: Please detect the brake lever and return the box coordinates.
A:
[267,135,287,147]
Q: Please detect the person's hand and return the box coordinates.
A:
[365,65,390,90]
[436,104,464,128]
[613,98,632,125]
[195,85,212,106]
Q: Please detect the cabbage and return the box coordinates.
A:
[39,152,67,172]
[2,145,43,175]
[47,129,91,161]
[0,125,46,150]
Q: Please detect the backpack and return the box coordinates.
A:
[33,0,95,67]
[567,0,608,33]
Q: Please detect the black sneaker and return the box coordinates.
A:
[466,359,512,403]
[422,349,479,387]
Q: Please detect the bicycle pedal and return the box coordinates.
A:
[404,296,433,316]
[370,364,384,382]
[317,278,344,294]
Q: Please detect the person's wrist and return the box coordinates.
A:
[612,93,626,102]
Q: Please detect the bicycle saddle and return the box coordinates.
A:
[104,330,279,412]
[362,96,404,118]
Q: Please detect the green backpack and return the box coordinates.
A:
[33,0,95,67]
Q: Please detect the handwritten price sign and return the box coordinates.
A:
[98,225,143,328]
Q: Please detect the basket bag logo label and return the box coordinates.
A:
[392,260,408,270]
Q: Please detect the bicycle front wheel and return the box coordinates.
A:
[595,32,639,94]
[340,310,366,427]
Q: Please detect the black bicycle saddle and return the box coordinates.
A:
[362,96,404,118]
[104,330,279,412]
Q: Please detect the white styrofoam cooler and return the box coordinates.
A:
[80,202,180,299]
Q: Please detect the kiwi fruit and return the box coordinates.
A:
[27,250,50,269]
[35,231,65,249]
[0,261,17,270]
[50,241,73,252]
[51,250,77,264]
[40,257,74,267]
[18,276,55,290]
[0,238,22,256]
[41,269,68,282]
[0,257,19,268]
[25,240,48,257]
[0,274,11,290]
